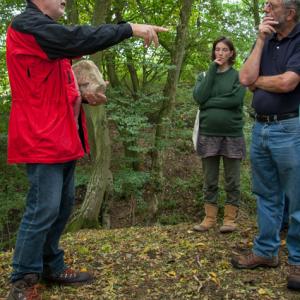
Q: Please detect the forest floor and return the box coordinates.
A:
[0,110,295,299]
[0,216,299,300]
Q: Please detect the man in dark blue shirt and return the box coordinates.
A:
[231,0,300,291]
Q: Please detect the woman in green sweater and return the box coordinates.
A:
[193,36,246,233]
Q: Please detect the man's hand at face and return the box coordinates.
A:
[258,16,279,40]
[130,24,168,48]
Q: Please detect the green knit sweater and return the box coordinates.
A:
[193,62,246,137]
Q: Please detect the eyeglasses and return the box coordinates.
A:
[264,2,280,10]
[264,1,296,11]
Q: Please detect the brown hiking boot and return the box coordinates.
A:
[220,205,239,233]
[287,265,300,290]
[7,273,41,300]
[43,267,93,285]
[193,204,218,232]
[231,252,279,269]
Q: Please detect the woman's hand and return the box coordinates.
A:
[214,58,224,66]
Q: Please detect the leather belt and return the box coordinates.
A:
[250,111,299,123]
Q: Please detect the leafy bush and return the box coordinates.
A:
[0,131,27,250]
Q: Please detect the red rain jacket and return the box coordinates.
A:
[6,1,132,163]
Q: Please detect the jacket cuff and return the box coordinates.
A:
[118,22,133,38]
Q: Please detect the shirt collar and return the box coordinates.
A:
[270,22,300,41]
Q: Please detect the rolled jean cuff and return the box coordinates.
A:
[252,249,278,260]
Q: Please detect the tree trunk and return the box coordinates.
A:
[252,0,260,28]
[67,108,113,231]
[242,0,260,27]
[151,0,194,212]
[66,0,113,232]
[66,0,79,24]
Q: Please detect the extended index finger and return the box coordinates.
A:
[152,25,168,33]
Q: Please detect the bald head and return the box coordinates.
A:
[30,0,66,20]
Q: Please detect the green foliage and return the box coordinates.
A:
[158,213,188,225]
[107,94,152,153]
[107,89,163,202]
[159,199,178,210]
[0,118,27,249]
[0,0,25,100]
[75,163,92,187]
[114,169,150,201]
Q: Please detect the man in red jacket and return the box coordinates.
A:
[6,0,167,299]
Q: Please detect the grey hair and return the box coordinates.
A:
[283,0,300,21]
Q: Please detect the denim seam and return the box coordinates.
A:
[15,166,40,273]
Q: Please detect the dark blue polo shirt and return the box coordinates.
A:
[252,22,300,114]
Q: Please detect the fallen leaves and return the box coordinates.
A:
[0,222,295,299]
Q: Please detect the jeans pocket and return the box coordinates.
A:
[278,118,300,133]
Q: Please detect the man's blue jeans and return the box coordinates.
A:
[250,118,300,265]
[11,161,76,282]
[281,195,289,231]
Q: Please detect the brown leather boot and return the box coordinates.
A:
[43,267,93,285]
[7,274,42,300]
[193,204,218,232]
[231,253,279,269]
[287,265,300,290]
[220,205,239,233]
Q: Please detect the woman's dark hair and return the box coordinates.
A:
[211,36,236,65]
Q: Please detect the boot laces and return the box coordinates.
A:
[59,268,78,279]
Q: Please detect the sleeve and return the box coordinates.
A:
[193,62,217,105]
[36,23,133,59]
[14,14,133,59]
[201,73,246,110]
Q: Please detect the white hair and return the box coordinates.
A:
[283,0,300,21]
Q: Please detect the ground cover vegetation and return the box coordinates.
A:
[1,0,293,299]
[0,221,298,299]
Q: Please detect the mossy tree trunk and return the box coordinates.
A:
[151,0,194,210]
[66,0,113,232]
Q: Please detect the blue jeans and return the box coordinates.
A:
[250,118,300,265]
[281,195,289,231]
[11,161,76,282]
